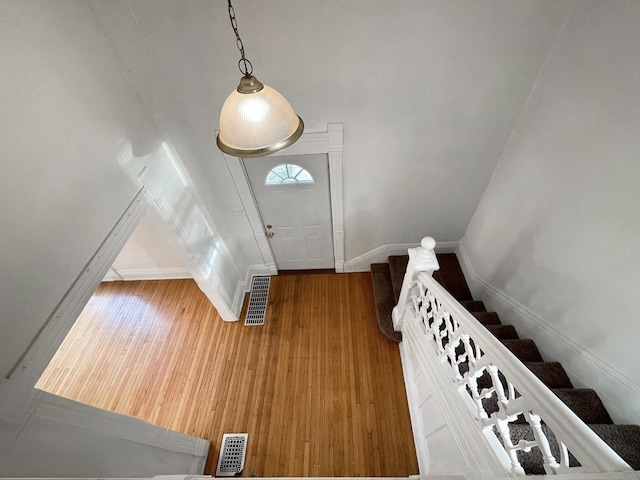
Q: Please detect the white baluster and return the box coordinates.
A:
[488,364,510,415]
[495,418,526,475]
[404,268,632,475]
[461,333,475,377]
[393,236,440,331]
[558,440,571,468]
[526,412,560,474]
[466,372,488,419]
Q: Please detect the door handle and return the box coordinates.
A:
[265,224,274,238]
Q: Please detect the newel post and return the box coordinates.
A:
[392,236,440,331]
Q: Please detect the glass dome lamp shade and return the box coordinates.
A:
[217,74,304,158]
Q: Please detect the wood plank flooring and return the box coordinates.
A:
[36,273,418,477]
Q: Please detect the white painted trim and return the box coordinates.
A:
[399,342,430,475]
[457,242,640,425]
[118,142,240,321]
[327,123,345,272]
[233,280,248,317]
[400,271,634,475]
[102,267,191,282]
[245,264,273,286]
[344,243,416,272]
[103,268,123,282]
[37,392,209,459]
[222,123,345,276]
[343,240,460,272]
[10,189,148,382]
[400,309,502,477]
[223,152,278,276]
[231,265,274,318]
[433,240,460,253]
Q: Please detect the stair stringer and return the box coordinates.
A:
[399,308,508,478]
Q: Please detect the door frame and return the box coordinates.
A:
[223,122,344,274]
[244,153,335,271]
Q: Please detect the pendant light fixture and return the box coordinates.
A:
[217,1,304,158]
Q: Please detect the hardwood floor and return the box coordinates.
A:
[36,274,418,477]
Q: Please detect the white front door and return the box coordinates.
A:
[244,153,334,270]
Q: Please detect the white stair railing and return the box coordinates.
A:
[396,237,633,478]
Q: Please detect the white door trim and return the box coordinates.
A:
[223,122,345,273]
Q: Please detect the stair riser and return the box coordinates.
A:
[370,264,402,343]
[485,325,519,340]
[501,339,543,362]
[472,312,501,326]
[524,362,573,389]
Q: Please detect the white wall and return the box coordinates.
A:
[87,0,574,266]
[0,2,211,475]
[107,214,190,280]
[84,0,262,271]
[460,1,640,424]
[0,0,140,379]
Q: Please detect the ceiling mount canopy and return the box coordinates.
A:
[217,0,304,158]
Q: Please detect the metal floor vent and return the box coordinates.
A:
[244,276,270,326]
[215,433,248,477]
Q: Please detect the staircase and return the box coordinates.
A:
[372,253,640,474]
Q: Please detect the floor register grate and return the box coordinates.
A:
[215,433,248,477]
[244,276,270,326]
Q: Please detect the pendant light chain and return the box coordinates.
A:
[217,0,304,157]
[227,0,253,76]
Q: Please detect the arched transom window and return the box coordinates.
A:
[265,163,315,185]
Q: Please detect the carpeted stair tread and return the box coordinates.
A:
[524,362,573,389]
[481,394,499,418]
[471,311,501,326]
[589,424,640,469]
[501,339,543,362]
[370,263,402,343]
[460,300,486,312]
[552,389,613,424]
[388,255,409,302]
[432,253,473,302]
[506,423,580,475]
[485,324,519,340]
[371,248,640,473]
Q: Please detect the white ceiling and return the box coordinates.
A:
[27,1,577,263]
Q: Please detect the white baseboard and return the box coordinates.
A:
[232,280,246,319]
[343,240,460,272]
[102,267,191,282]
[457,242,640,425]
[434,240,460,254]
[244,265,273,286]
[103,270,122,282]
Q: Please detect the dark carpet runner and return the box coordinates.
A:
[370,252,640,473]
[370,263,402,343]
